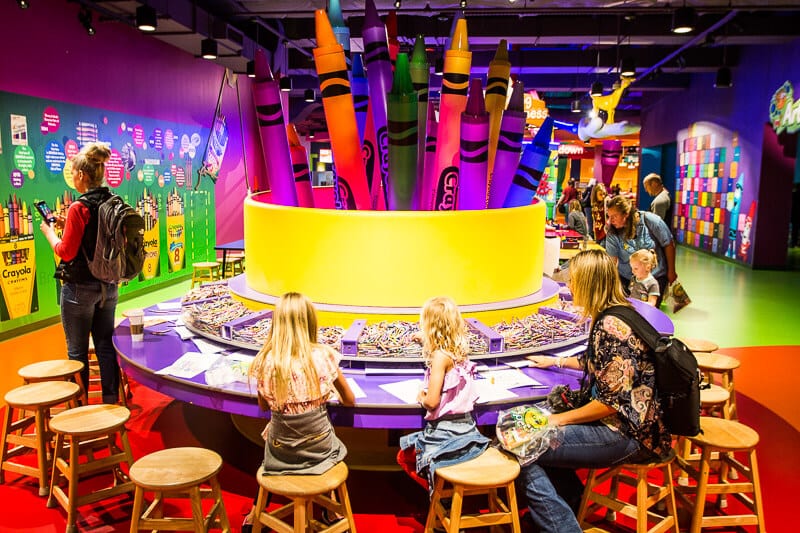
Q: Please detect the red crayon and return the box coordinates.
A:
[287,123,315,208]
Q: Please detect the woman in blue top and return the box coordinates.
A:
[604,195,677,307]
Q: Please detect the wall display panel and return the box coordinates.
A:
[674,122,757,264]
[0,91,214,333]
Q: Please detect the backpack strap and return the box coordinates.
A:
[596,305,665,352]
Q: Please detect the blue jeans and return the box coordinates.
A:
[518,422,653,533]
[61,281,120,404]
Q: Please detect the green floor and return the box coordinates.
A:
[118,246,800,350]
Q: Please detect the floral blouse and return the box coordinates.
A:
[582,313,672,457]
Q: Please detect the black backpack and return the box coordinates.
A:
[80,194,146,284]
[596,305,702,436]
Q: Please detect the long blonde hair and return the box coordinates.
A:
[72,142,111,188]
[569,249,631,322]
[419,296,469,365]
[249,292,320,409]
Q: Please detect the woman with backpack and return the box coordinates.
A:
[521,249,672,533]
[39,142,120,405]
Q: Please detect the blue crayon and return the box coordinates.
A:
[503,117,554,208]
[352,54,369,143]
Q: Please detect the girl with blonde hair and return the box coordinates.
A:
[400,296,489,492]
[590,182,608,244]
[629,249,660,306]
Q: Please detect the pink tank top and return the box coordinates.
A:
[424,358,481,421]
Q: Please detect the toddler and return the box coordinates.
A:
[629,249,660,306]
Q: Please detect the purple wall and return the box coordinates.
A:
[0,1,264,245]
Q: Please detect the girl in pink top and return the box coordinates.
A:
[400,296,489,492]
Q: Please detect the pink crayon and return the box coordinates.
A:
[287,123,315,208]
[600,139,622,188]
[487,81,526,209]
[418,104,438,211]
[252,50,297,205]
[458,78,489,210]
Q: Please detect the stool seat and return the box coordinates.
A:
[18,360,84,383]
[679,338,719,353]
[257,461,348,497]
[695,352,740,372]
[49,404,130,437]
[193,261,221,269]
[5,381,82,408]
[191,261,222,288]
[700,384,730,406]
[435,446,520,485]
[129,447,223,491]
[690,416,759,450]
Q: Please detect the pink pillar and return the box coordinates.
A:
[600,139,622,188]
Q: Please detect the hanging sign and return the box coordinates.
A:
[770,81,800,134]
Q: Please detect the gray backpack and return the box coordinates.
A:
[80,194,146,283]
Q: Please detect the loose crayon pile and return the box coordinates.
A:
[231,317,273,345]
[494,313,586,351]
[255,0,555,212]
[358,321,422,357]
[318,326,346,347]
[181,283,231,303]
[181,296,250,337]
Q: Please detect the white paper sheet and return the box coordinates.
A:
[379,378,424,404]
[346,378,367,399]
[156,301,182,311]
[479,369,543,389]
[192,337,227,354]
[174,325,195,340]
[474,379,519,403]
[543,344,587,358]
[156,352,221,379]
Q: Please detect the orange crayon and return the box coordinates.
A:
[314,9,372,210]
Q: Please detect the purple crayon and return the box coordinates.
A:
[458,78,489,210]
[362,0,393,208]
[417,103,438,211]
[503,116,554,208]
[487,80,526,209]
[252,49,297,205]
[352,53,370,143]
[287,123,315,208]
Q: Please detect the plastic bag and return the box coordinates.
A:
[495,404,563,466]
[665,278,691,313]
[204,354,253,388]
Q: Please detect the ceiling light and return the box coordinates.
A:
[571,99,582,113]
[590,81,603,97]
[394,0,401,7]
[246,60,256,78]
[460,0,467,8]
[136,5,157,32]
[280,77,292,91]
[434,58,444,76]
[672,6,696,34]
[620,57,636,77]
[78,7,95,36]
[304,89,315,102]
[17,0,28,8]
[714,66,733,88]
[201,38,218,60]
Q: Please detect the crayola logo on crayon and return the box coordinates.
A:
[319,69,352,98]
[336,178,357,210]
[435,167,459,211]
[361,140,375,188]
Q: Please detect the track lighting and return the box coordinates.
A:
[280,77,292,91]
[571,99,582,113]
[17,0,29,9]
[590,81,603,97]
[394,0,401,8]
[460,0,467,8]
[201,38,218,60]
[620,57,636,78]
[78,7,95,36]
[672,6,696,34]
[714,66,733,89]
[304,89,315,102]
[136,5,157,32]
[434,58,444,76]
[246,60,255,78]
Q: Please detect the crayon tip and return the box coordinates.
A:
[533,117,554,148]
[352,53,366,78]
[364,0,381,29]
[493,39,509,63]
[465,78,486,116]
[386,10,398,39]
[315,9,338,48]
[391,53,413,94]
[411,35,428,65]
[507,80,525,112]
[286,123,301,146]
[254,48,274,81]
[327,0,345,27]
[450,19,469,51]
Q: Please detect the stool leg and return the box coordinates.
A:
[690,446,713,533]
[749,449,766,533]
[130,486,144,533]
[294,496,307,533]
[65,435,80,533]
[635,469,647,533]
[0,404,11,485]
[336,482,357,533]
[46,433,64,508]
[506,480,521,533]
[209,475,231,531]
[576,468,598,525]
[252,485,269,533]
[664,463,679,533]
[34,407,50,496]
[425,477,445,532]
[189,485,205,532]
[449,484,464,533]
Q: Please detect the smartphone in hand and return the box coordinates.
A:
[35,200,57,224]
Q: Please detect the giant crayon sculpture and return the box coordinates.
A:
[409,35,429,189]
[487,81,526,209]
[252,49,297,205]
[352,54,370,143]
[458,78,489,210]
[386,10,400,64]
[386,53,418,210]
[600,139,622,188]
[362,0,393,209]
[428,18,471,211]
[314,9,371,210]
[503,116,554,208]
[287,123,315,208]
[363,107,386,210]
[485,40,511,191]
[419,104,438,211]
[327,0,350,64]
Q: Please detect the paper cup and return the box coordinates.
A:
[124,309,145,342]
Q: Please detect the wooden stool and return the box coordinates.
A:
[700,384,730,419]
[0,381,82,496]
[129,447,231,532]
[426,447,521,533]
[674,417,765,532]
[86,346,131,407]
[253,461,356,533]
[576,451,679,533]
[191,261,221,288]
[695,352,740,420]
[18,359,85,386]
[679,338,719,354]
[46,404,135,533]
[224,254,245,277]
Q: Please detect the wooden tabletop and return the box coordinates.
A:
[18,359,84,381]
[435,447,520,486]
[257,461,348,497]
[4,381,81,408]
[49,404,131,436]
[130,447,223,490]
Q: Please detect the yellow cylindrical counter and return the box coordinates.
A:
[244,196,545,308]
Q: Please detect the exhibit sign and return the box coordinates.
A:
[770,81,800,135]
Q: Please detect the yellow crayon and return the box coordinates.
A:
[485,40,510,198]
